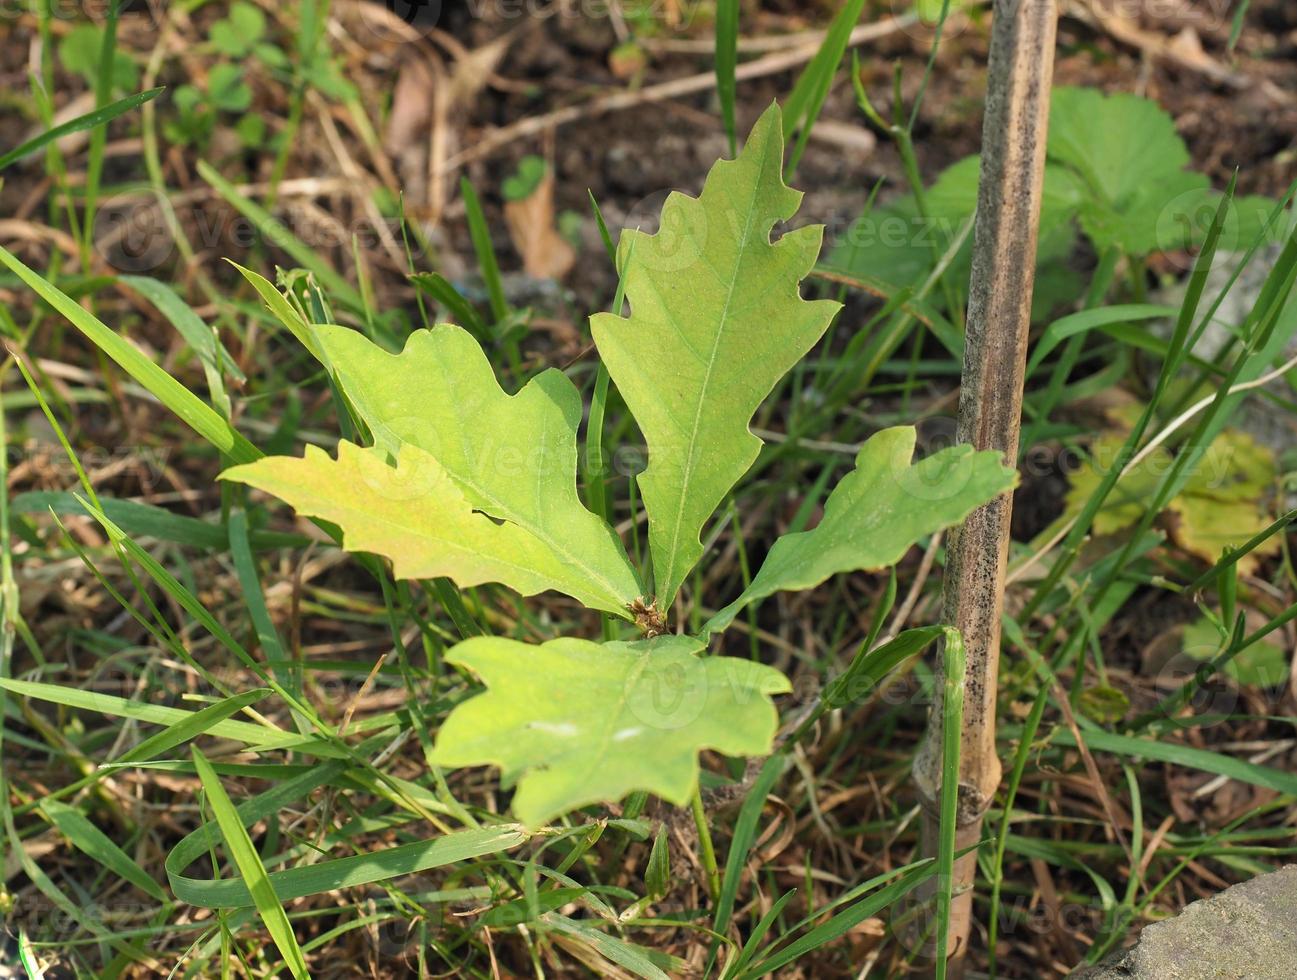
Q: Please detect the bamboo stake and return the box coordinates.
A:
[911,0,1058,974]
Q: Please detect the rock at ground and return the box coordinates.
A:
[1070,865,1297,979]
[1153,242,1297,459]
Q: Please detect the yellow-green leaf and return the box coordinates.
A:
[433,634,790,827]
[591,104,840,607]
[705,427,1017,634]
[223,441,633,615]
[1066,429,1279,573]
[315,323,639,612]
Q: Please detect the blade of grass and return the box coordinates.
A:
[119,275,244,418]
[229,262,333,372]
[0,87,164,171]
[190,746,310,980]
[11,491,306,551]
[741,861,938,977]
[0,676,324,755]
[227,510,301,706]
[195,161,363,314]
[933,627,965,979]
[42,799,169,902]
[720,889,796,979]
[82,0,123,269]
[117,689,274,764]
[0,246,259,463]
[1051,726,1297,796]
[168,760,525,907]
[459,177,509,325]
[1229,0,1251,52]
[781,0,868,178]
[986,680,1049,980]
[409,272,490,342]
[716,0,739,156]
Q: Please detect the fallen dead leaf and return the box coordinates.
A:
[503,173,576,281]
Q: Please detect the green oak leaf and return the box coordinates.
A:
[591,103,841,608]
[225,323,641,615]
[432,634,790,827]
[705,426,1017,633]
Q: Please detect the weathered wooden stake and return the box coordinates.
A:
[911,0,1058,973]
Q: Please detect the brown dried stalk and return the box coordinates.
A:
[911,0,1059,975]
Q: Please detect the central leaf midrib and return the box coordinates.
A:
[658,149,770,599]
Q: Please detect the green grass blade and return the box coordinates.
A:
[190,746,310,980]
[0,87,163,171]
[933,627,965,979]
[1026,304,1177,376]
[117,689,274,765]
[119,275,244,417]
[987,681,1049,980]
[824,625,943,709]
[82,0,123,266]
[42,799,168,901]
[712,754,786,936]
[459,176,509,325]
[0,676,331,755]
[409,271,489,340]
[0,246,260,463]
[230,261,329,364]
[715,0,739,156]
[1229,0,1251,52]
[196,161,363,313]
[545,915,673,980]
[227,510,299,702]
[168,760,526,907]
[1051,727,1297,796]
[12,491,306,551]
[743,861,937,977]
[781,0,867,177]
[722,889,796,979]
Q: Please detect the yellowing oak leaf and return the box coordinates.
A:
[223,442,631,610]
[224,323,641,615]
[705,427,1017,633]
[1064,434,1171,536]
[1065,429,1279,574]
[591,103,840,608]
[1170,429,1280,574]
[432,634,790,827]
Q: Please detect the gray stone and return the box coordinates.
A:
[1153,242,1297,460]
[1070,865,1297,979]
